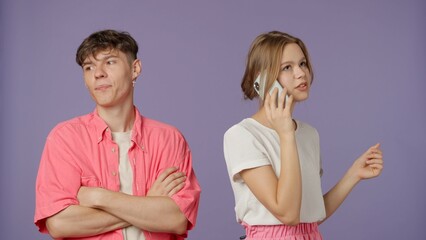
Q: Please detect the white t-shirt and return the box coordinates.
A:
[112,131,146,240]
[223,118,326,225]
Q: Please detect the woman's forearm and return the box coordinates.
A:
[320,168,360,224]
[275,132,302,225]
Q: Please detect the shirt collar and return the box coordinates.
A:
[131,107,144,150]
[92,109,109,143]
[91,107,144,147]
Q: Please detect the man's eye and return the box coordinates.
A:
[107,60,116,65]
[84,66,94,71]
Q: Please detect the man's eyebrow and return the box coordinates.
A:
[82,60,92,66]
[96,53,120,62]
[103,54,119,59]
[82,52,120,66]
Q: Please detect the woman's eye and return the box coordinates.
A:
[282,65,291,71]
[300,61,307,67]
[107,60,116,65]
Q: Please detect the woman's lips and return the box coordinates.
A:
[296,82,308,91]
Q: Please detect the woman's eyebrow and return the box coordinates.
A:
[280,57,306,66]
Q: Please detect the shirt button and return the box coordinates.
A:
[141,145,145,150]
[112,171,117,176]
[112,148,115,153]
[98,137,102,141]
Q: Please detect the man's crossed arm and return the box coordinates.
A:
[46,167,187,239]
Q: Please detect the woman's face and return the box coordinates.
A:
[277,43,312,102]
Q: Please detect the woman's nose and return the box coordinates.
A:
[294,66,306,79]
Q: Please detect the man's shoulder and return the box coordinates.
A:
[140,116,180,133]
[48,112,95,138]
[138,115,187,142]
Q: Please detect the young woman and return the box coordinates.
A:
[223,31,383,240]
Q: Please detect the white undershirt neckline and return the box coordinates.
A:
[112,131,145,240]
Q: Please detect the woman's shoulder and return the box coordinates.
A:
[225,118,252,137]
[224,118,267,137]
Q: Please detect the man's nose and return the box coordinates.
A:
[94,66,107,79]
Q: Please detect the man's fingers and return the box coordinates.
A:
[163,172,186,187]
[168,175,186,191]
[156,167,178,182]
[164,175,186,196]
[168,182,185,197]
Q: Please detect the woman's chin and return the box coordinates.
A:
[293,93,309,102]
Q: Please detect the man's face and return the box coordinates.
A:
[82,49,141,109]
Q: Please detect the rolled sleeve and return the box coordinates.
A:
[170,149,201,230]
[34,133,81,232]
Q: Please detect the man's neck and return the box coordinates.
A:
[97,104,135,132]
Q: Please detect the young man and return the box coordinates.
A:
[34,30,201,240]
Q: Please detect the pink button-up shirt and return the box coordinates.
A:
[34,107,201,240]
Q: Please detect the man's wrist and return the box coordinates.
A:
[91,188,110,209]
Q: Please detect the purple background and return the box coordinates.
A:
[1,0,425,239]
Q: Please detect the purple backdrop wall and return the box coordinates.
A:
[1,0,425,239]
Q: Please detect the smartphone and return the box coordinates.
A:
[253,74,288,105]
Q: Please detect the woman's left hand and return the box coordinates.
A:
[350,143,384,180]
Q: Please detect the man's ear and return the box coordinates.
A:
[132,59,142,79]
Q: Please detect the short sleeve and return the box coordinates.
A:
[223,125,271,182]
[315,127,323,177]
[34,132,81,233]
[166,134,201,235]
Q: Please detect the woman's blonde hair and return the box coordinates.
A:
[241,31,313,100]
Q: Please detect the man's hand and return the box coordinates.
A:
[77,186,106,208]
[73,167,187,234]
[147,167,186,197]
[76,166,186,215]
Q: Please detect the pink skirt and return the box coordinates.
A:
[242,222,322,240]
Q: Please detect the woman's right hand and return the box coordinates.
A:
[264,88,295,135]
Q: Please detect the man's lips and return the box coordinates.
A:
[95,85,112,91]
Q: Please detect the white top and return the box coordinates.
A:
[112,131,146,240]
[223,118,326,225]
